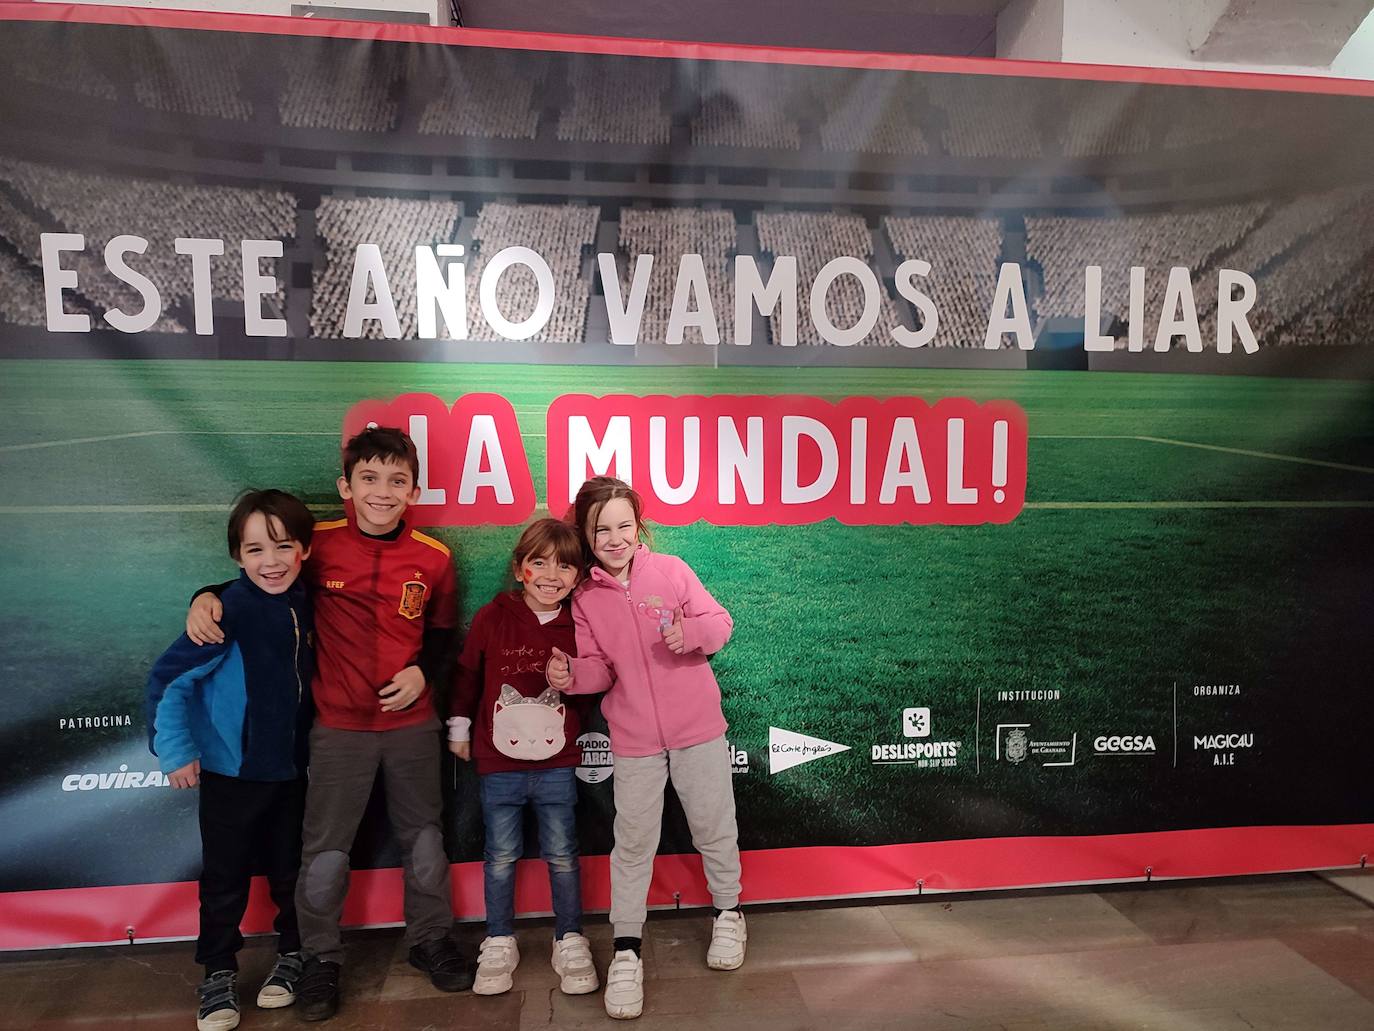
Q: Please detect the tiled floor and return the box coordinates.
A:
[6,872,1374,1030]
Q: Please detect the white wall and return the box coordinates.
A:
[1333,8,1374,75]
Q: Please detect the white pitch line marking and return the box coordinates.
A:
[0,430,338,453]
[1134,435,1374,475]
[1031,433,1374,474]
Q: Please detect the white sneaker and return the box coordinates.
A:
[551,932,599,995]
[602,949,644,1020]
[706,909,747,970]
[472,935,520,996]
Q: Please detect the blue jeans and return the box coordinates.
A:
[479,767,582,939]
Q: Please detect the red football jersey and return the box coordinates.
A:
[306,518,457,731]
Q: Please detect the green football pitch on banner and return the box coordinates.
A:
[2,359,1371,859]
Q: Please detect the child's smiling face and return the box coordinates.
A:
[517,547,579,611]
[235,512,309,594]
[338,456,419,535]
[587,496,639,578]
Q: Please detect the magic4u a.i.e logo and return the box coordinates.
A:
[1193,731,1254,767]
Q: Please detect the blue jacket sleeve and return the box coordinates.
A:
[146,633,232,774]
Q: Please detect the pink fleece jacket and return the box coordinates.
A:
[560,545,733,757]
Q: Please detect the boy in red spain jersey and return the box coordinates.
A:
[187,427,470,1020]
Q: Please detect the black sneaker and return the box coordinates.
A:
[257,950,304,1009]
[196,969,240,1031]
[296,957,341,1022]
[408,936,476,992]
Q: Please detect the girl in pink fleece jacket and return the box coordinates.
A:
[546,476,745,1021]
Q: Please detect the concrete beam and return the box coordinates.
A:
[1193,0,1374,66]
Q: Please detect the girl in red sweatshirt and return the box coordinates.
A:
[447,519,597,998]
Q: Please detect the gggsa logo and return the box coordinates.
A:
[1093,734,1156,756]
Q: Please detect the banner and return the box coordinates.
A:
[1,6,1372,950]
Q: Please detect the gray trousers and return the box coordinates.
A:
[610,735,742,938]
[296,721,452,963]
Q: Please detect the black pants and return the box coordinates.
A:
[196,772,307,974]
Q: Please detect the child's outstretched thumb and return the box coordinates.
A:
[672,606,684,625]
[549,646,569,665]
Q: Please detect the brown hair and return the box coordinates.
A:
[227,489,314,560]
[341,426,419,483]
[512,518,584,575]
[569,476,651,563]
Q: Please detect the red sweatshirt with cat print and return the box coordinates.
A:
[448,590,584,775]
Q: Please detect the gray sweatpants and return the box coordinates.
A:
[610,735,741,938]
[296,720,453,963]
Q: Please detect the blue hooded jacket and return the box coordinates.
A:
[146,571,313,781]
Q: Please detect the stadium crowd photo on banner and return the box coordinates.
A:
[1,1,1373,1028]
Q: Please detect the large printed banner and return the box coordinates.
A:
[2,6,1373,950]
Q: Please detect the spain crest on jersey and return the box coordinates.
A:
[398,580,428,620]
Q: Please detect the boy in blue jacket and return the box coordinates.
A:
[147,490,316,1031]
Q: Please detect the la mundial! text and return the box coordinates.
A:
[39,235,1262,353]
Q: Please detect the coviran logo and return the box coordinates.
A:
[62,765,168,791]
[576,732,614,784]
[1093,734,1157,756]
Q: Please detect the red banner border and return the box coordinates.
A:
[1,2,1373,97]
[3,824,1369,951]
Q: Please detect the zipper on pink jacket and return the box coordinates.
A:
[623,565,669,751]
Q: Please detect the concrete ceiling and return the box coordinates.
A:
[456,0,1013,55]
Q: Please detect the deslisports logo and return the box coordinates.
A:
[873,707,963,768]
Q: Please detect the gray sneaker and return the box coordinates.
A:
[256,950,303,1008]
[196,970,240,1031]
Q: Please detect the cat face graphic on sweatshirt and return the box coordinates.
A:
[492,685,566,761]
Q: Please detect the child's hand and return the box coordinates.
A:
[187,595,224,646]
[379,665,426,711]
[662,607,687,654]
[448,741,471,761]
[546,647,572,691]
[168,759,201,789]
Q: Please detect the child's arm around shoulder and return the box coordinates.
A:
[669,556,733,656]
